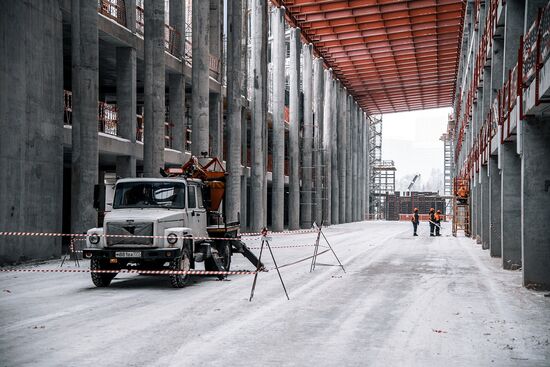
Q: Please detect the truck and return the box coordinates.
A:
[82,157,261,288]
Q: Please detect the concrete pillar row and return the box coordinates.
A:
[313,58,324,225]
[330,80,340,225]
[249,0,268,231]
[322,69,333,225]
[337,87,347,223]
[270,7,285,232]
[225,0,243,225]
[301,44,314,228]
[191,0,209,157]
[143,0,165,178]
[288,27,301,230]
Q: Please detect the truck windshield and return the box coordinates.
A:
[113,182,186,209]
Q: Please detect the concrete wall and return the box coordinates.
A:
[0,0,64,263]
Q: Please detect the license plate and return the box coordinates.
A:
[115,251,141,258]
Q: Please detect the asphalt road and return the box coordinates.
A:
[1,221,549,366]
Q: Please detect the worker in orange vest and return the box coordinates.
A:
[411,208,419,236]
[429,208,436,237]
[435,210,442,236]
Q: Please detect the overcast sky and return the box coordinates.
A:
[380,107,451,192]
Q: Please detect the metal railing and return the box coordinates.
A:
[98,0,126,26]
[98,102,118,136]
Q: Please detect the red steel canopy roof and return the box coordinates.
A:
[276,0,466,115]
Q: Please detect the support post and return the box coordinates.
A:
[271,7,285,232]
[322,69,333,225]
[250,0,268,231]
[143,0,165,177]
[226,0,243,224]
[331,81,339,225]
[313,58,324,225]
[501,143,522,269]
[521,117,550,288]
[72,0,99,235]
[337,88,347,223]
[301,44,313,228]
[191,0,209,157]
[288,27,301,230]
[345,95,352,223]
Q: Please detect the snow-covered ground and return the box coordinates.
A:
[1,221,549,367]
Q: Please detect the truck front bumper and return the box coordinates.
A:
[82,248,181,261]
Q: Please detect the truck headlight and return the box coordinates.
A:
[167,233,178,245]
[89,233,100,245]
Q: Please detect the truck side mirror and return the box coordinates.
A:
[94,184,106,211]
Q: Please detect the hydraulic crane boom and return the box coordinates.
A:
[407,174,421,191]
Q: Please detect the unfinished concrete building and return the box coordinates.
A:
[0,0,371,263]
[453,0,550,288]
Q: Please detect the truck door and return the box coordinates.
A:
[187,183,208,237]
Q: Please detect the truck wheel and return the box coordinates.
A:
[170,248,191,288]
[90,258,117,287]
[205,242,231,280]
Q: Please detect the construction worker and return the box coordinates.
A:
[429,208,436,237]
[435,210,442,236]
[411,208,419,236]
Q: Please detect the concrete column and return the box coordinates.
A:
[270,7,285,232]
[521,117,550,288]
[191,0,209,157]
[241,111,248,229]
[72,0,99,235]
[0,0,63,263]
[288,27,301,230]
[362,112,367,220]
[501,143,522,269]
[489,156,501,257]
[125,0,137,32]
[322,69,333,225]
[331,81,339,225]
[116,156,135,178]
[301,44,313,228]
[143,0,165,177]
[351,105,359,222]
[209,0,223,157]
[480,165,489,249]
[209,93,222,157]
[503,0,524,77]
[169,0,186,153]
[226,0,243,224]
[337,87,347,223]
[116,47,137,176]
[313,58,324,225]
[345,95,352,223]
[250,0,268,231]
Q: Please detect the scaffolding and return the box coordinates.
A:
[440,113,456,216]
[368,115,383,218]
[372,160,396,220]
